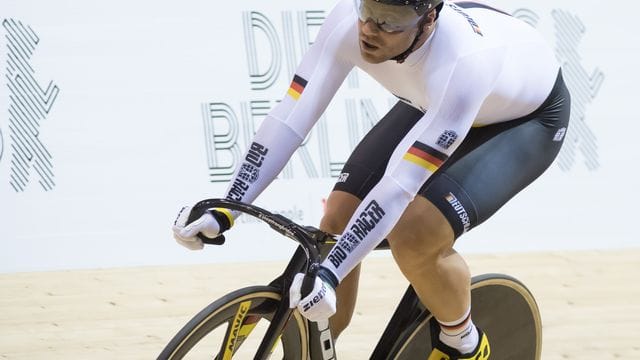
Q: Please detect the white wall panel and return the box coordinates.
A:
[0,1,636,272]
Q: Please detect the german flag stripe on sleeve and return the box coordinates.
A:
[287,75,308,100]
[403,141,448,172]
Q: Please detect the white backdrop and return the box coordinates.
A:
[0,0,637,272]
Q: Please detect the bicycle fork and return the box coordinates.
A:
[253,298,296,360]
[308,319,337,360]
[249,298,337,360]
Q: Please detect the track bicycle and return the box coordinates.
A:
[158,199,542,359]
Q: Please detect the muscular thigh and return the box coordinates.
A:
[421,71,571,238]
[387,196,455,259]
[335,72,570,242]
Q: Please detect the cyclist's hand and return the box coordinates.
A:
[289,267,338,322]
[172,206,224,250]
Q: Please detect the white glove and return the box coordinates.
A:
[289,271,337,322]
[172,206,221,250]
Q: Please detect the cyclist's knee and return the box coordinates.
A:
[320,213,349,235]
[319,191,361,234]
[388,197,454,270]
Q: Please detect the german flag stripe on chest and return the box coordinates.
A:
[403,141,449,172]
[287,75,308,100]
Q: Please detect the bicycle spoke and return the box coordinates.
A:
[214,300,253,359]
[212,313,287,359]
[212,322,230,360]
[158,275,308,358]
[254,299,295,360]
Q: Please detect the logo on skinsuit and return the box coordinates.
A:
[327,200,385,268]
[437,130,458,150]
[337,172,349,183]
[403,141,449,173]
[287,74,308,100]
[445,193,471,233]
[227,142,269,201]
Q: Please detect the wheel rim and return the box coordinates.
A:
[166,291,308,359]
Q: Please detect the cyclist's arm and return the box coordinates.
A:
[222,1,355,216]
[321,50,502,282]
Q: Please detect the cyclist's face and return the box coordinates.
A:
[358,19,420,63]
[355,0,428,63]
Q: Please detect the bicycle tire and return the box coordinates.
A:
[158,286,308,360]
[390,273,542,360]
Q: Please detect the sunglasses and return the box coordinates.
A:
[354,0,424,33]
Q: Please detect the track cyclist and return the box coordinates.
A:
[173,0,570,358]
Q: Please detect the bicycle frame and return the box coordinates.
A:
[190,199,337,359]
[189,199,422,359]
[184,199,541,360]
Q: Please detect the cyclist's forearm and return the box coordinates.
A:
[221,114,305,219]
[321,175,414,281]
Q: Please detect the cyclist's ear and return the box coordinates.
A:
[422,10,437,30]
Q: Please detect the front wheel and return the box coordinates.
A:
[158,286,308,360]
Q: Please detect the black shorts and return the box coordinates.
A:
[333,70,571,239]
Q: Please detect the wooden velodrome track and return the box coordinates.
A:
[1,249,638,359]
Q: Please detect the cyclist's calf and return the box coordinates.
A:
[387,196,471,323]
